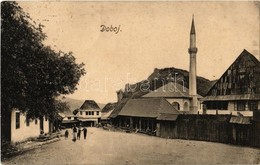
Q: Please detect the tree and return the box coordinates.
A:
[1,2,86,120]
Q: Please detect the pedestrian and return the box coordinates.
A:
[72,124,77,142]
[77,126,82,140]
[83,127,88,140]
[65,130,69,140]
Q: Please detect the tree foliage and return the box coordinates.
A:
[1,2,86,118]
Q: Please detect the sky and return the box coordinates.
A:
[19,1,259,103]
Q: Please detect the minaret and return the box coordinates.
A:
[188,15,198,113]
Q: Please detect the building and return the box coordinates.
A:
[61,114,79,128]
[110,17,201,129]
[203,49,260,117]
[59,103,81,128]
[101,102,117,125]
[142,82,202,112]
[10,108,50,143]
[77,100,101,127]
[115,98,180,135]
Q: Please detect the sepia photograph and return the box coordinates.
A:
[1,1,260,164]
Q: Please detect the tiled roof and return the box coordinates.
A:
[118,98,179,118]
[142,82,193,98]
[109,98,130,118]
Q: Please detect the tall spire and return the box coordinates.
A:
[189,15,197,53]
[188,15,198,113]
[190,15,196,34]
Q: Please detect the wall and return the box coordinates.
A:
[197,99,203,111]
[77,109,101,119]
[166,98,190,111]
[204,101,255,116]
[11,109,49,143]
[166,98,202,112]
[228,101,235,111]
[43,116,49,133]
[77,109,102,126]
[205,110,231,115]
[63,116,77,121]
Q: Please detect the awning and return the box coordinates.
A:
[78,118,98,122]
[230,116,252,124]
[62,120,78,124]
[202,94,260,101]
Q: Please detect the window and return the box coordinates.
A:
[172,102,180,110]
[205,101,228,110]
[35,119,38,125]
[92,111,94,115]
[248,101,258,111]
[80,111,83,115]
[68,117,71,120]
[97,111,99,115]
[15,112,20,129]
[237,101,246,111]
[85,112,88,115]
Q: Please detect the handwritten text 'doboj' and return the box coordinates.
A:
[100,25,121,34]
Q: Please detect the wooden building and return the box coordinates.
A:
[202,50,260,145]
[203,49,260,117]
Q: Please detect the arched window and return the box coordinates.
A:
[172,102,180,110]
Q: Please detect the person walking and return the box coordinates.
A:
[65,130,69,140]
[83,127,88,140]
[77,126,82,140]
[72,124,77,142]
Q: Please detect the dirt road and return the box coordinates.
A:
[3,128,260,165]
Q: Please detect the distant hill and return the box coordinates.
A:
[57,96,105,115]
[110,67,216,118]
[121,67,216,99]
[59,96,84,110]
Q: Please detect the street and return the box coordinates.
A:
[3,128,260,165]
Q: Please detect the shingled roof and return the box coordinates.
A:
[80,100,101,110]
[204,49,260,100]
[118,98,179,118]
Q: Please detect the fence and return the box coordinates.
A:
[158,114,260,148]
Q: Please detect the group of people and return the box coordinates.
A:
[64,124,88,142]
